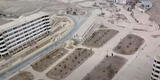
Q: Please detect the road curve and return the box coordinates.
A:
[0,12,90,80]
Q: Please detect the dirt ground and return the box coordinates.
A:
[82,56,127,80]
[31,48,68,72]
[147,0,160,25]
[0,0,71,17]
[46,48,94,80]
[114,34,144,55]
[9,71,34,80]
[83,29,119,48]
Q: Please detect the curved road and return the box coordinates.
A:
[0,12,90,80]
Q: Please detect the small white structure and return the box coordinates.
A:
[114,0,127,4]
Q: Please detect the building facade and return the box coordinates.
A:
[151,56,160,80]
[0,12,51,56]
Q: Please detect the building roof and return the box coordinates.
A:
[0,11,49,33]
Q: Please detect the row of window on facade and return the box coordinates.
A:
[0,24,50,51]
[6,26,51,50]
[151,61,160,80]
[154,60,160,65]
[153,64,160,70]
[0,19,50,44]
[151,76,157,80]
[8,22,49,40]
[0,29,50,54]
[0,15,49,36]
[151,72,159,80]
[2,18,50,39]
[0,24,50,50]
[8,31,49,55]
[4,22,50,44]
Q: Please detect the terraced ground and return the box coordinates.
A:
[9,71,34,80]
[114,34,144,55]
[83,29,119,48]
[46,48,94,80]
[31,48,68,72]
[82,56,127,80]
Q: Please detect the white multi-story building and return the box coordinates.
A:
[0,12,51,56]
[151,55,160,80]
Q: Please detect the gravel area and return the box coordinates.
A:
[46,48,94,80]
[83,29,119,48]
[82,56,127,80]
[31,48,68,72]
[114,34,144,55]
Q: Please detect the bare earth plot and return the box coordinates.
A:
[9,71,34,80]
[46,48,94,80]
[152,34,160,38]
[31,48,68,72]
[83,29,119,48]
[114,34,144,55]
[82,56,127,80]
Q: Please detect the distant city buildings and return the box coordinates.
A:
[114,0,139,4]
[114,0,127,4]
[66,7,86,15]
[151,56,160,80]
[137,1,152,12]
[0,12,51,57]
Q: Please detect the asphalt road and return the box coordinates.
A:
[0,11,90,80]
